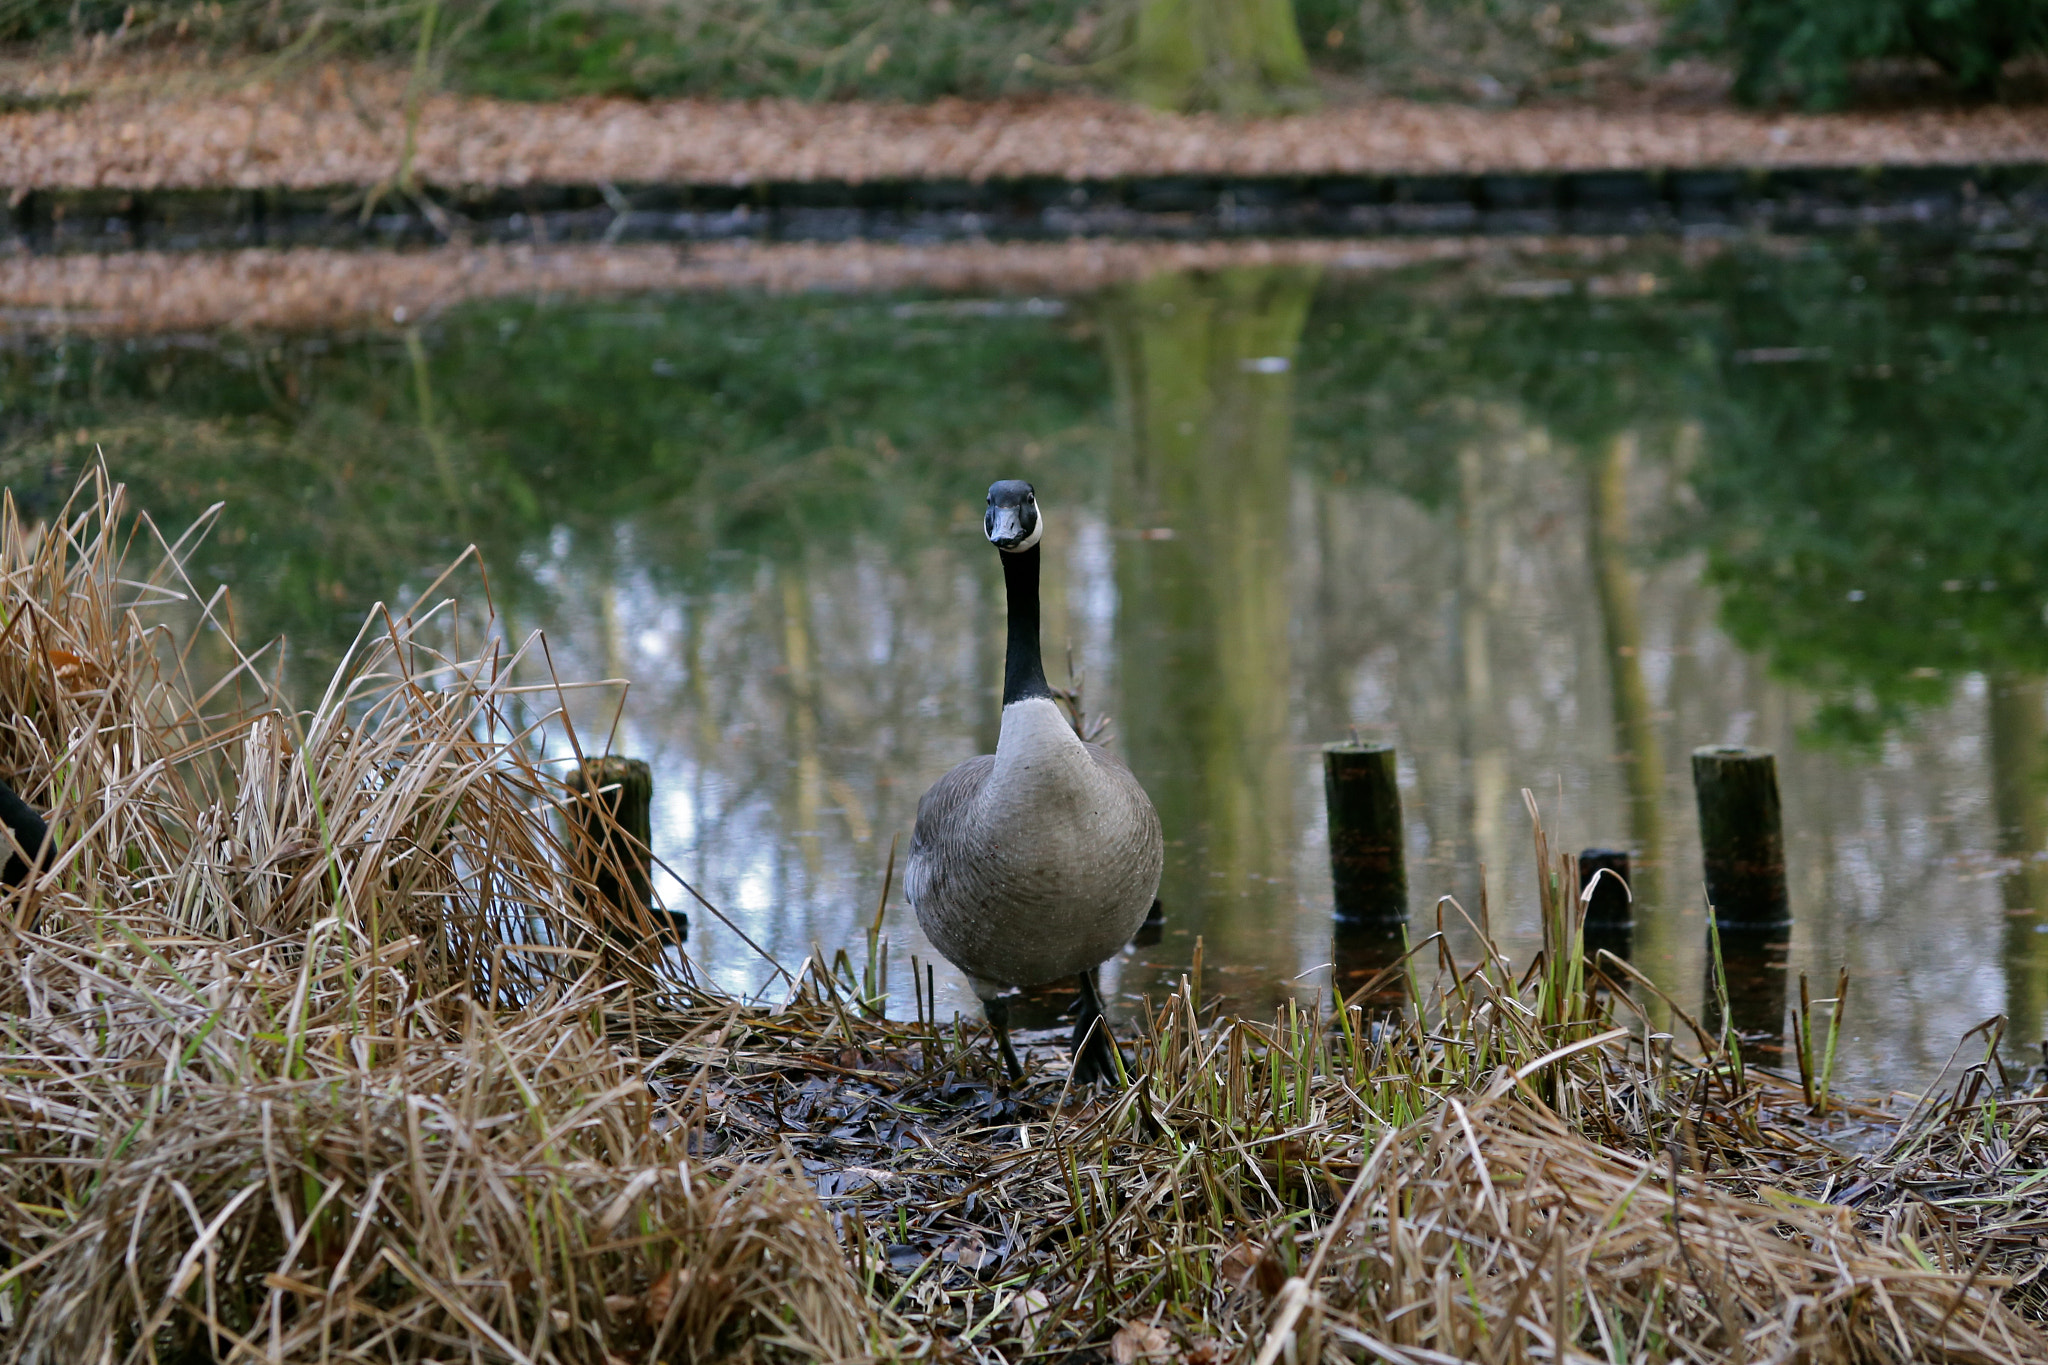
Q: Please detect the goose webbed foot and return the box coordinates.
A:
[1070,970,1124,1087]
[983,994,1026,1082]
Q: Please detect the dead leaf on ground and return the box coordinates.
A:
[644,1266,686,1328]
[1110,1318,1173,1364]
[1009,1287,1052,1335]
[1219,1238,1286,1298]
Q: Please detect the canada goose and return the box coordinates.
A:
[0,779,49,887]
[907,480,1164,1084]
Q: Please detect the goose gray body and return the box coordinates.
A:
[907,696,1163,996]
[905,479,1164,1082]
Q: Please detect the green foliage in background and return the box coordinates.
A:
[0,0,96,40]
[0,0,1139,101]
[3,0,1672,106]
[9,0,2048,106]
[1678,0,2048,107]
[462,0,1117,102]
[0,0,1120,101]
[0,0,389,48]
[1306,0,1656,102]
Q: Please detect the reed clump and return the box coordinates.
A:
[3,472,2048,1363]
[0,474,864,1361]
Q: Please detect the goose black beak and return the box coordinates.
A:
[986,504,1032,550]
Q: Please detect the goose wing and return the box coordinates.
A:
[1084,741,1164,858]
[905,753,995,911]
[1081,741,1135,775]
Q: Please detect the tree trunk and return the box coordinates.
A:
[1131,0,1316,113]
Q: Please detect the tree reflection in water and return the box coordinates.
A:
[1991,677,2048,1054]
[1104,266,1317,1015]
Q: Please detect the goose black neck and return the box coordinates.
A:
[1000,543,1052,706]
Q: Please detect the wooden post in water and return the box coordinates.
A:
[1704,924,1791,1048]
[1323,742,1406,924]
[1576,847,1633,957]
[1576,848,1632,927]
[568,757,684,938]
[1334,921,1410,1017]
[1691,746,1790,928]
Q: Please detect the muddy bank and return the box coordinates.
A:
[6,76,2048,192]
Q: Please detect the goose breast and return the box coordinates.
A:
[907,723,1162,992]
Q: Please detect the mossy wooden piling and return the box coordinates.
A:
[1691,746,1791,928]
[1323,741,1406,924]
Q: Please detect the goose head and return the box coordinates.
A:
[985,480,1044,553]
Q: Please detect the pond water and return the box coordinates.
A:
[8,231,2048,1094]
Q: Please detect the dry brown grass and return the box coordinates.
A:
[0,472,866,1361]
[1,470,2046,1363]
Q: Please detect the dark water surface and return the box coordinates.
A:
[8,232,2048,1093]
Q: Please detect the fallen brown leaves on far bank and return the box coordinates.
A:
[4,59,2048,192]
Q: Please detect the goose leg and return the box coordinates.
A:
[983,995,1026,1082]
[1070,969,1123,1086]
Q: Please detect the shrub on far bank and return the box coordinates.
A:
[461,0,1119,102]
[8,0,2046,106]
[0,0,1126,101]
[1680,0,2048,107]
[1302,0,1661,104]
[0,0,1665,105]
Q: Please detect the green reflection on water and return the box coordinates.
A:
[1684,248,2048,748]
[1588,428,1673,1015]
[1104,266,1317,1009]
[1992,676,2048,1051]
[2,296,1110,691]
